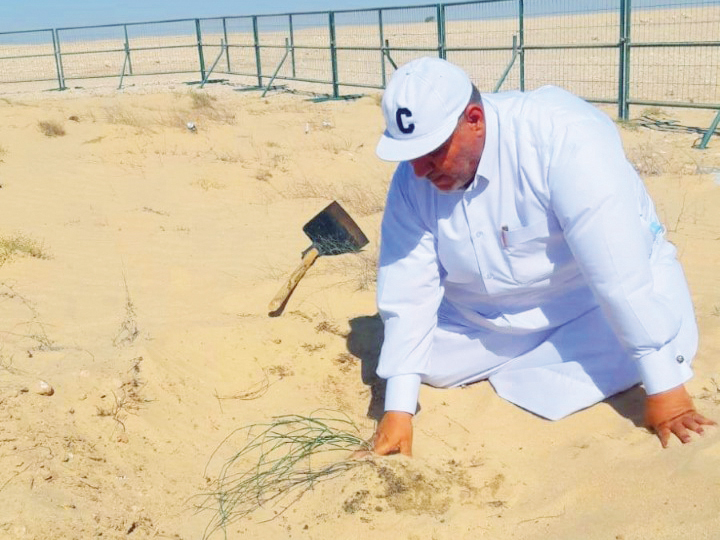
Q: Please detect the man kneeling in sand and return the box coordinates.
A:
[371,57,714,455]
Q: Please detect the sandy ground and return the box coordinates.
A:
[0,81,720,540]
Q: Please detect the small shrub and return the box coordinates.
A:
[614,118,639,132]
[190,91,216,109]
[38,120,65,137]
[640,106,668,118]
[104,106,145,128]
[212,149,244,163]
[0,233,50,265]
[322,136,354,155]
[283,178,385,217]
[627,143,666,176]
[193,178,226,191]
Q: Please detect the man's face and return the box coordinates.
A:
[409,105,485,193]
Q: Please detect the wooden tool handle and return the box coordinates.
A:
[268,246,320,316]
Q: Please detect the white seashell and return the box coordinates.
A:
[36,380,54,396]
[186,122,197,132]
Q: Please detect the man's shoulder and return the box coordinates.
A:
[485,85,613,136]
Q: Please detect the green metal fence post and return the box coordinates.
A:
[123,24,133,75]
[618,0,631,120]
[437,4,446,59]
[262,38,291,97]
[51,29,66,91]
[289,14,296,78]
[379,9,387,88]
[328,11,340,98]
[622,0,632,120]
[222,18,231,72]
[195,19,206,81]
[697,110,720,149]
[384,39,398,69]
[494,35,519,92]
[200,39,227,88]
[518,0,525,91]
[252,16,262,87]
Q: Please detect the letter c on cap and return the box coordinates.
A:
[396,108,415,134]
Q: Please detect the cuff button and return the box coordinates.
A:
[676,355,685,364]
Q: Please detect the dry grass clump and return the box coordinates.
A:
[104,106,146,128]
[321,135,355,155]
[113,272,138,347]
[188,91,236,125]
[190,91,216,109]
[640,106,670,118]
[96,357,151,437]
[193,177,226,191]
[284,178,385,217]
[198,411,369,538]
[211,149,244,163]
[0,233,50,266]
[351,252,378,291]
[626,142,667,176]
[38,120,65,137]
[323,250,378,291]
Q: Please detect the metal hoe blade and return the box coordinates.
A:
[302,201,369,256]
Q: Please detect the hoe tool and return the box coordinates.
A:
[268,201,369,316]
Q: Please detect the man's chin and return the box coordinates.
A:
[430,178,467,193]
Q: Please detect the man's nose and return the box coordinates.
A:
[410,155,433,178]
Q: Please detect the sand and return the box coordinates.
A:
[0,81,719,540]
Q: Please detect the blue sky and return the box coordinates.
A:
[0,0,425,32]
[2,0,716,33]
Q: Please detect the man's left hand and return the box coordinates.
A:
[644,384,716,448]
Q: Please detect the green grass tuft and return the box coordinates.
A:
[198,410,369,538]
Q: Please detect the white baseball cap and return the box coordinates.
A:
[376,57,473,162]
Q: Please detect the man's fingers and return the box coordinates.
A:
[399,438,412,457]
[693,412,717,426]
[670,422,692,444]
[657,424,671,448]
[372,437,398,456]
[680,416,703,435]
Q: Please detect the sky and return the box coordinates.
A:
[0,0,425,33]
[2,0,716,33]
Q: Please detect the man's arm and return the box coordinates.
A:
[547,112,713,446]
[374,164,444,454]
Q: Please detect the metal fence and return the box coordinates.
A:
[1,0,719,121]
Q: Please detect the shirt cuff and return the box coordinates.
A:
[636,343,693,395]
[384,374,422,414]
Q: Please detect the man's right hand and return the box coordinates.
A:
[372,411,414,456]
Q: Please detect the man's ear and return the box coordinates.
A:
[464,103,485,132]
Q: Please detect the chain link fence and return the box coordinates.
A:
[1,0,719,119]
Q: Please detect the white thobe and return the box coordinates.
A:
[376,85,696,420]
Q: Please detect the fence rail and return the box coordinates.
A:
[1,0,720,121]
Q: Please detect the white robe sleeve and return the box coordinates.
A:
[376,164,445,414]
[548,115,693,395]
